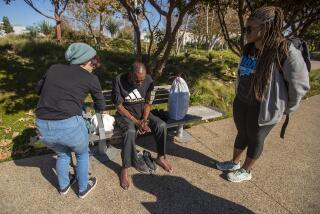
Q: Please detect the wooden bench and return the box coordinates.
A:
[85,85,223,161]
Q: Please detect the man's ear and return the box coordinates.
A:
[81,60,91,67]
[128,72,134,83]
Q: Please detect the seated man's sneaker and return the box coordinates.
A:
[59,175,76,195]
[134,152,152,174]
[78,177,97,199]
[227,168,252,182]
[143,150,157,172]
[216,160,240,171]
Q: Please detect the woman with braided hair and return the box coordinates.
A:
[216,6,310,182]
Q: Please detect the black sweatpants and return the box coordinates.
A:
[233,96,275,159]
[116,113,167,168]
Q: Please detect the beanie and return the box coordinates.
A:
[65,43,97,65]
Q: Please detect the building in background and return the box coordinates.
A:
[0,21,5,36]
[0,22,29,36]
[12,25,29,35]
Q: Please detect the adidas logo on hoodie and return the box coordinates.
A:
[124,89,145,103]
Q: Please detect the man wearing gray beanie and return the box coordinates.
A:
[35,43,106,199]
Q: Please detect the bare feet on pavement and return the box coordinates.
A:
[156,156,173,173]
[120,168,130,190]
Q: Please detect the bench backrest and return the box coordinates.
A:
[102,85,171,110]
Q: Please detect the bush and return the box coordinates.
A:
[207,52,214,62]
[310,52,320,60]
[108,38,133,52]
[184,51,191,58]
[62,30,93,45]
[190,77,235,116]
[117,28,133,40]
[306,69,320,97]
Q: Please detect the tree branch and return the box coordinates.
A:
[119,0,142,60]
[23,0,55,20]
[59,0,69,16]
[216,3,240,56]
[237,0,245,50]
[149,0,168,16]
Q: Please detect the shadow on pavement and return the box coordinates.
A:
[13,155,57,189]
[92,133,220,188]
[139,134,218,169]
[132,174,254,214]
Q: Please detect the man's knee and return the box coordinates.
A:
[157,121,167,130]
[124,128,136,137]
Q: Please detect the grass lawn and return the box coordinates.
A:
[306,69,320,97]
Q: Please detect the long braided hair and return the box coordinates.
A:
[248,6,289,101]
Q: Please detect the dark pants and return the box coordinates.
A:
[233,96,275,159]
[116,113,167,168]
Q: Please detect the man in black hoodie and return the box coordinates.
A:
[112,62,172,190]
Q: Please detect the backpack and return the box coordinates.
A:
[280,37,311,139]
[287,37,311,72]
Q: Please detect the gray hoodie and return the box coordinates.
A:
[236,44,310,126]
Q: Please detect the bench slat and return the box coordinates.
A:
[154,93,170,99]
[155,90,170,95]
[152,98,169,105]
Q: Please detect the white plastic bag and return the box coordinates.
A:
[91,114,115,134]
[168,77,190,120]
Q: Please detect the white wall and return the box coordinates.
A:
[13,26,29,35]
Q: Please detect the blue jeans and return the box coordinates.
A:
[36,116,89,192]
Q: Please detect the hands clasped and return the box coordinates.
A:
[136,119,151,135]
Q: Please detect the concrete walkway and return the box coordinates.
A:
[1,95,320,214]
[311,60,320,70]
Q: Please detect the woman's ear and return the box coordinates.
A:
[257,24,267,41]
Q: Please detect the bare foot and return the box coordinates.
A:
[120,168,130,190]
[156,156,173,173]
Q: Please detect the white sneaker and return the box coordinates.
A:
[227,168,252,182]
[216,160,241,171]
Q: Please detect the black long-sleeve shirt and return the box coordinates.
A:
[35,64,106,120]
[111,73,154,119]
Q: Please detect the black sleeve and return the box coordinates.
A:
[147,78,155,92]
[36,77,45,95]
[35,68,51,95]
[146,76,155,104]
[90,75,106,111]
[111,77,124,106]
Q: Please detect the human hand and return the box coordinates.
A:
[141,119,151,132]
[136,120,151,135]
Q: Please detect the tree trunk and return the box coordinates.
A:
[178,15,190,54]
[97,14,104,46]
[209,32,221,50]
[54,0,62,43]
[206,3,209,50]
[134,27,142,62]
[176,35,180,55]
[88,24,98,45]
[55,15,62,43]
[237,0,245,51]
[153,11,186,78]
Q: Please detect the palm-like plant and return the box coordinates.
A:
[105,18,119,38]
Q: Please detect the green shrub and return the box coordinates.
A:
[306,69,320,97]
[184,51,191,58]
[207,52,214,62]
[108,38,133,52]
[190,78,235,116]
